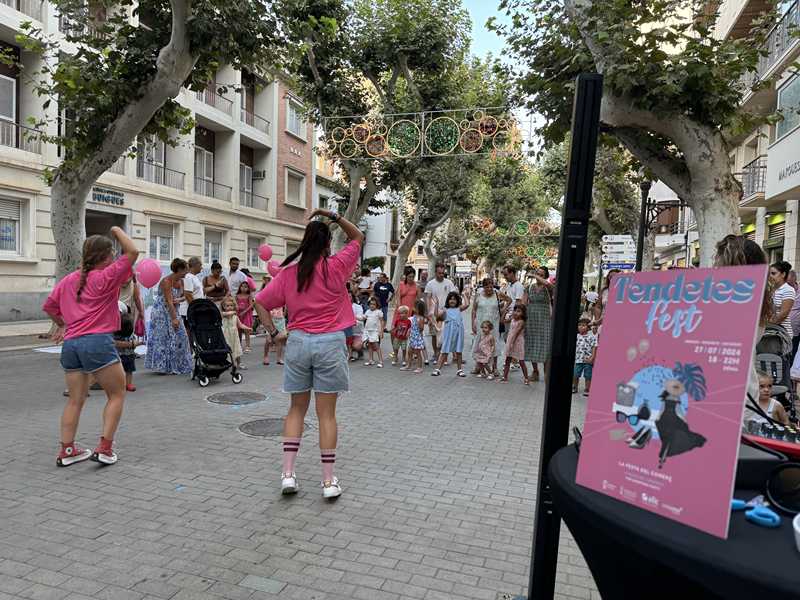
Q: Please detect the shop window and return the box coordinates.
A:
[204,229,223,264]
[777,75,800,140]
[0,198,20,254]
[149,221,174,262]
[286,169,305,207]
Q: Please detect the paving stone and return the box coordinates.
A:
[238,575,286,595]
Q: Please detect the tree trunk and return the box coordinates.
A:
[689,188,740,267]
[333,163,376,250]
[642,229,657,271]
[392,228,420,289]
[51,175,94,279]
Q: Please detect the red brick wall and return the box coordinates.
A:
[275,80,312,225]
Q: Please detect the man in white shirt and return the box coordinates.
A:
[424,263,456,359]
[226,257,247,295]
[500,265,525,315]
[182,256,205,346]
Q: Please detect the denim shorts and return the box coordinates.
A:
[284,330,349,394]
[60,333,120,373]
[574,362,593,380]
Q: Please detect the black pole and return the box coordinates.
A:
[635,180,651,272]
[528,73,602,599]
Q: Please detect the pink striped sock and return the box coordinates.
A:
[282,437,301,475]
[320,449,336,483]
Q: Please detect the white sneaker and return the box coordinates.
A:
[322,477,342,499]
[281,472,298,494]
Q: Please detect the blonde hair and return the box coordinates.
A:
[221,295,236,311]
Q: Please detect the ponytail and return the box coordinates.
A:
[76,235,114,302]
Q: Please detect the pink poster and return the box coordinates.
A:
[575,265,767,538]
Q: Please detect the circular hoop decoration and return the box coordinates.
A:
[425,116,460,155]
[365,134,387,157]
[513,220,529,237]
[525,246,538,258]
[472,110,484,122]
[353,123,371,144]
[479,116,499,136]
[492,130,513,152]
[325,139,337,153]
[497,118,508,129]
[459,128,483,153]
[387,119,421,158]
[331,127,347,143]
[340,138,358,158]
[459,119,471,131]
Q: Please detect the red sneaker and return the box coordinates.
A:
[56,444,92,467]
[91,439,118,465]
[126,384,136,392]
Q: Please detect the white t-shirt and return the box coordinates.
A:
[425,277,457,308]
[773,282,796,337]
[226,269,248,294]
[363,308,383,333]
[352,302,364,333]
[585,291,599,304]
[358,277,372,291]
[503,280,525,318]
[179,272,204,317]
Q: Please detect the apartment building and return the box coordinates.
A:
[717,0,800,264]
[0,2,313,320]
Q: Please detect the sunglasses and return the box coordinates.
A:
[615,403,652,427]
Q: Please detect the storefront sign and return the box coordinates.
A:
[91,187,125,206]
[766,132,800,200]
[576,266,767,538]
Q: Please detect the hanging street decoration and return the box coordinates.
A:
[321,107,522,160]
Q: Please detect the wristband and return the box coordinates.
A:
[329,211,340,223]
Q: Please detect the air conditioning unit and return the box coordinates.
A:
[252,170,267,181]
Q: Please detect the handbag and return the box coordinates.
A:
[496,292,506,335]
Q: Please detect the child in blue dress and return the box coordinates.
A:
[431,290,471,378]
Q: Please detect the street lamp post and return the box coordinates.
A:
[635,179,652,272]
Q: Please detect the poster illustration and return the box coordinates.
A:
[575,265,767,538]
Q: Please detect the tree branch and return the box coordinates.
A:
[305,39,325,116]
[397,54,423,107]
[610,126,691,198]
[422,199,454,232]
[364,69,389,110]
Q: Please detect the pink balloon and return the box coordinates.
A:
[246,276,256,290]
[258,244,273,262]
[135,258,162,288]
[267,260,282,276]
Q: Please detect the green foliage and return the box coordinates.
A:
[492,0,775,146]
[15,0,285,174]
[361,256,386,270]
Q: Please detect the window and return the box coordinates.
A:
[417,244,425,256]
[286,169,305,208]
[247,236,263,267]
[204,229,223,264]
[148,221,174,262]
[0,199,20,254]
[194,147,214,196]
[137,135,165,184]
[777,76,800,140]
[318,195,328,210]
[240,163,253,206]
[0,75,16,121]
[287,98,305,139]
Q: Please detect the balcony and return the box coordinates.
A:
[0,120,42,154]
[239,190,268,211]
[195,87,233,116]
[740,156,767,201]
[740,1,800,92]
[136,159,185,190]
[1,0,42,20]
[107,156,126,175]
[195,178,232,202]
[240,108,270,135]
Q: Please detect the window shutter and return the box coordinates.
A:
[0,76,16,121]
[150,222,173,238]
[205,150,214,181]
[769,221,786,240]
[0,199,20,220]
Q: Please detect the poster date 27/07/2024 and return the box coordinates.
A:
[688,341,743,372]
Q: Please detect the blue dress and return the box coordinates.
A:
[440,307,464,354]
[409,316,426,350]
[145,279,193,374]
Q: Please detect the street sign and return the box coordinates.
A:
[455,260,473,276]
[602,254,636,262]
[602,243,635,252]
[602,262,635,270]
[602,234,634,243]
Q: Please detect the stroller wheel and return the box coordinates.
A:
[232,373,243,384]
[198,376,210,387]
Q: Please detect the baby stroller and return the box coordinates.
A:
[186,299,242,387]
[755,324,797,422]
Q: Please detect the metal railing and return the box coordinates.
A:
[1,0,43,20]
[136,159,185,190]
[195,178,232,201]
[0,120,42,154]
[239,190,268,210]
[195,87,233,115]
[741,1,800,90]
[107,157,126,175]
[240,108,271,135]
[656,221,685,235]
[741,155,768,199]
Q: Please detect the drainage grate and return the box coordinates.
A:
[496,595,526,600]
[207,392,267,405]
[238,418,315,437]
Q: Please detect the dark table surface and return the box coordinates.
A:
[549,445,799,600]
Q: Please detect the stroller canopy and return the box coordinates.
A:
[186,298,222,329]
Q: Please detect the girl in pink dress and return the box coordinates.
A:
[473,320,497,380]
[236,281,255,353]
[501,305,530,384]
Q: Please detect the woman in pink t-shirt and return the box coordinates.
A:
[255,208,364,499]
[42,227,139,467]
[396,270,419,313]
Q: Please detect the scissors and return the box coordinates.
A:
[731,497,782,528]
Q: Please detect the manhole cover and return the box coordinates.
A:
[238,418,285,437]
[207,392,266,405]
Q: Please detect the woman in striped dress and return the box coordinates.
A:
[523,267,553,382]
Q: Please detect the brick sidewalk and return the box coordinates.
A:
[0,346,598,600]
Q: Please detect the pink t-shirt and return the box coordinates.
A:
[42,255,133,340]
[256,240,361,334]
